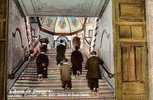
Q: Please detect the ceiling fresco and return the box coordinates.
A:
[17,0,105,16]
[39,16,85,34]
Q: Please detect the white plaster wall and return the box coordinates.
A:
[81,18,97,57]
[146,1,153,100]
[95,0,114,88]
[8,0,29,74]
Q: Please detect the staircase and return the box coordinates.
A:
[8,49,114,100]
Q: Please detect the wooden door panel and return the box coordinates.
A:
[119,3,144,20]
[131,26,144,39]
[118,0,145,3]
[122,82,145,94]
[0,19,6,40]
[0,43,6,97]
[119,25,145,39]
[118,39,148,100]
[0,0,7,18]
[122,95,146,100]
[121,45,146,82]
[113,0,148,99]
[135,46,146,81]
[119,25,131,38]
[121,45,136,81]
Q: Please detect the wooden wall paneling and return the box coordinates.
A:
[0,0,8,99]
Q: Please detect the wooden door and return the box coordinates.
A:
[0,0,8,100]
[113,0,148,99]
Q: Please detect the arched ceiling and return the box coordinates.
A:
[39,16,85,34]
[17,0,106,17]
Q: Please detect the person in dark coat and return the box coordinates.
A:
[36,45,49,80]
[60,59,72,90]
[85,51,102,92]
[71,46,83,77]
[56,40,66,65]
[72,36,81,49]
[41,43,48,52]
[85,51,113,93]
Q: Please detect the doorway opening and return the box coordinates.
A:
[7,0,115,99]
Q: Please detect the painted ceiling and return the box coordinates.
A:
[39,16,85,34]
[17,0,105,16]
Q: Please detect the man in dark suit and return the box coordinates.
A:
[56,40,66,65]
[71,46,83,78]
[85,51,113,93]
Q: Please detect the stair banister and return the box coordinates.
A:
[100,62,115,91]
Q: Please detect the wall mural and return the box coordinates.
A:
[71,17,78,27]
[58,17,66,29]
[38,16,86,35]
